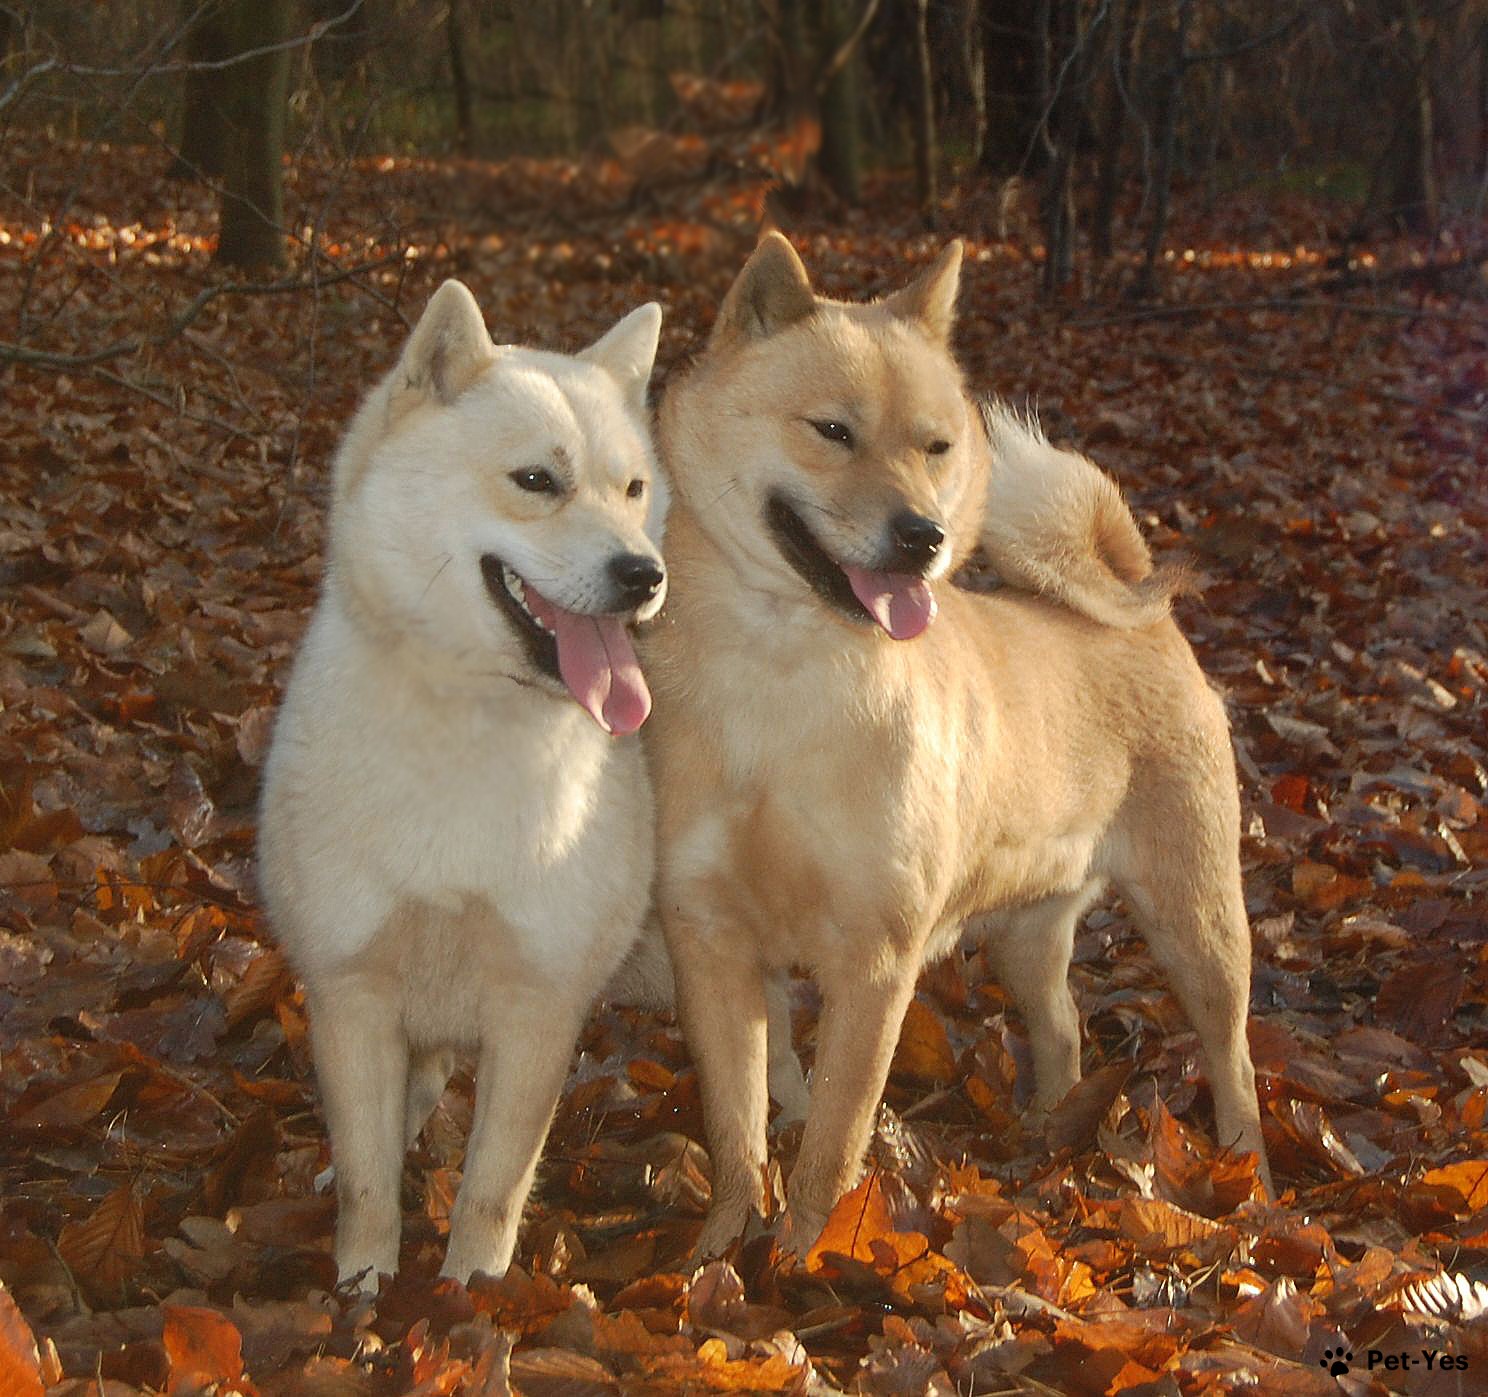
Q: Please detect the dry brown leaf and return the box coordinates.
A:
[57,1182,146,1301]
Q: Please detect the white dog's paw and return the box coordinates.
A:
[335,1257,391,1295]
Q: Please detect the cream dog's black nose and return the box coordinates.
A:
[609,554,665,606]
[890,511,944,570]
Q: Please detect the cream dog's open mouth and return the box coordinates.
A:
[764,493,937,640]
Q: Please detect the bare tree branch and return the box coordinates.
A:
[0,254,401,371]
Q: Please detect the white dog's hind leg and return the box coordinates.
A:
[765,974,810,1126]
[404,1048,455,1149]
[975,884,1097,1119]
[309,979,410,1291]
[440,989,587,1284]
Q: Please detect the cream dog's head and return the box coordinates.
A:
[662,233,984,638]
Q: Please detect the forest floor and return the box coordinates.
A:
[2,127,1487,1396]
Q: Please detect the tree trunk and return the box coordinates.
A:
[447,0,475,157]
[171,0,231,180]
[818,0,865,204]
[911,0,937,227]
[1390,0,1438,233]
[959,0,987,168]
[1092,0,1142,261]
[978,0,1042,174]
[1038,0,1111,293]
[215,0,293,270]
[1136,0,1192,298]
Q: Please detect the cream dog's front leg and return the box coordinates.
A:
[782,958,919,1252]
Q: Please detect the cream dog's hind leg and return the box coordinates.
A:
[765,974,810,1125]
[975,883,1100,1118]
[1114,776,1272,1195]
[405,1048,455,1149]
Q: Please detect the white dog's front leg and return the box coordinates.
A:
[440,990,585,1284]
[308,979,410,1291]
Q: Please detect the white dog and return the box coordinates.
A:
[258,281,668,1286]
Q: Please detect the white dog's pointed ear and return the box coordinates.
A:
[580,302,662,412]
[712,232,815,344]
[883,241,963,343]
[397,279,494,406]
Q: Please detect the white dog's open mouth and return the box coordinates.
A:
[765,495,937,641]
[480,555,652,735]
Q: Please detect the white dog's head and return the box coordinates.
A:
[331,281,668,734]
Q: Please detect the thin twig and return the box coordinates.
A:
[0,253,401,370]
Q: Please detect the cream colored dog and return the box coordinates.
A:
[643,234,1271,1257]
[259,281,668,1286]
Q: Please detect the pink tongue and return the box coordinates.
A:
[524,588,652,735]
[840,565,937,640]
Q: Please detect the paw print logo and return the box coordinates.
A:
[1320,1346,1354,1377]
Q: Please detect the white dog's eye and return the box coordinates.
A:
[927,439,951,456]
[810,419,854,448]
[627,479,646,499]
[510,467,560,494]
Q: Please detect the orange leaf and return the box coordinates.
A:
[1291,860,1369,910]
[223,948,292,1030]
[1119,1197,1227,1256]
[1420,1160,1488,1214]
[0,1282,44,1397]
[891,997,957,1084]
[806,1174,897,1271]
[162,1305,246,1397]
[806,1173,970,1307]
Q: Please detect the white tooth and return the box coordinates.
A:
[500,563,555,634]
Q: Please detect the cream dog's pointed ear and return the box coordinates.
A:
[712,231,816,344]
[883,241,963,343]
[580,302,663,413]
[396,279,494,406]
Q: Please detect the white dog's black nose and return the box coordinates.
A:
[609,554,665,607]
[890,511,945,570]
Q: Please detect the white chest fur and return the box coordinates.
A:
[260,602,652,982]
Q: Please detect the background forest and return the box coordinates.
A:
[2,2,1487,1395]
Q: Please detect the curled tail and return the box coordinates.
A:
[976,401,1187,629]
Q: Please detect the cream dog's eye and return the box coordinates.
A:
[927,439,951,456]
[510,467,559,494]
[811,419,854,447]
[627,479,646,499]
